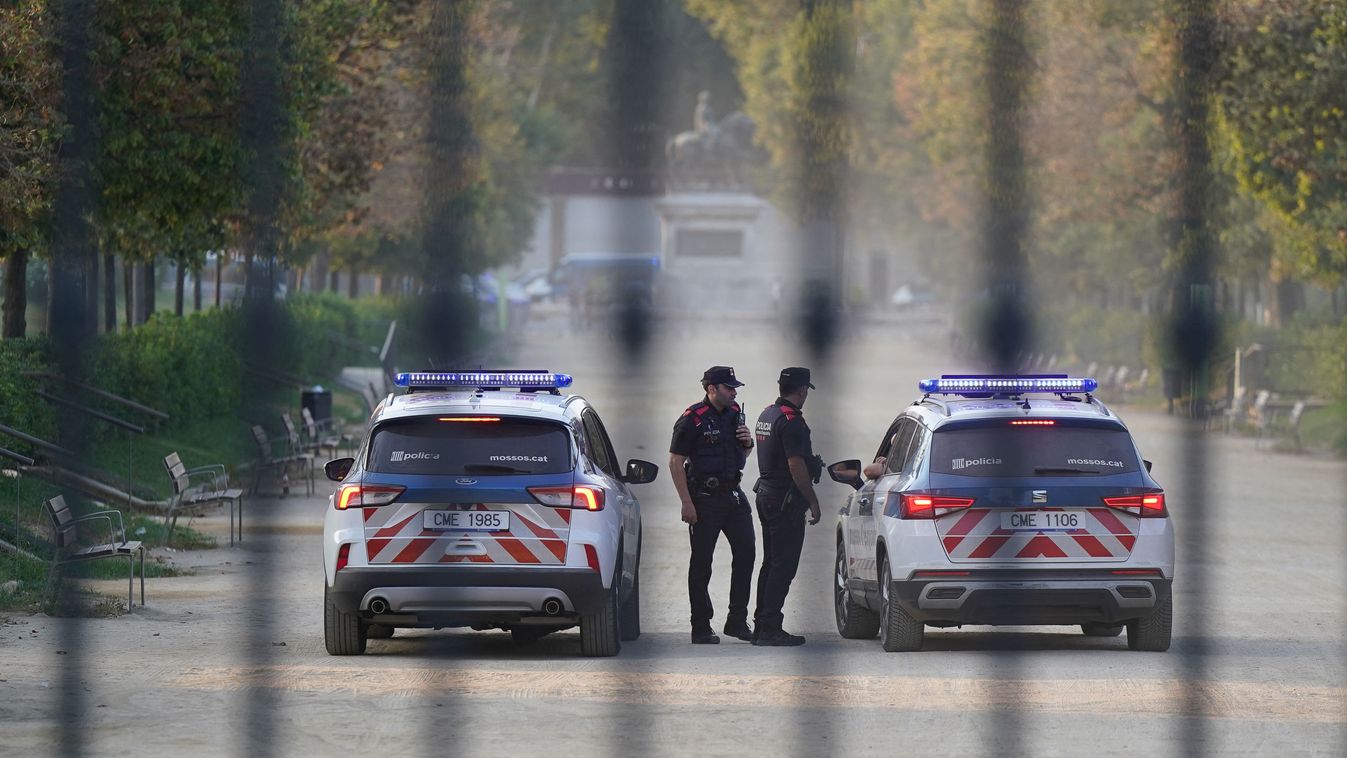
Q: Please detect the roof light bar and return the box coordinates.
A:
[395,371,573,390]
[918,374,1097,395]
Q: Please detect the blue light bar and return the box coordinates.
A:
[918,375,1097,395]
[395,371,573,389]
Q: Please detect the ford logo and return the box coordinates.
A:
[455,478,477,485]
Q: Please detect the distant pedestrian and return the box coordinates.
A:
[751,367,824,646]
[669,366,757,645]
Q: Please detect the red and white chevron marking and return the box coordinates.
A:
[938,508,1136,561]
[362,503,572,565]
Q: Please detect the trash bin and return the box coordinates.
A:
[301,385,332,424]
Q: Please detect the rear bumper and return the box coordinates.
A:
[329,566,606,626]
[891,570,1172,625]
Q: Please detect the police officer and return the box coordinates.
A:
[751,367,823,646]
[669,366,756,645]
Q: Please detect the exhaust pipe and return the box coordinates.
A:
[541,598,563,616]
[369,598,390,614]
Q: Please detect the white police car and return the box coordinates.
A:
[829,375,1175,652]
[322,371,657,657]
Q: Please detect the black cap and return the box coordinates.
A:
[778,366,815,390]
[701,366,744,387]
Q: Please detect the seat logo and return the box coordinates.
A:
[1033,490,1048,503]
[455,478,477,485]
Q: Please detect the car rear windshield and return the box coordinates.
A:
[929,422,1141,477]
[367,416,572,475]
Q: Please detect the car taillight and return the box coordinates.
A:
[334,484,405,510]
[335,543,351,572]
[900,493,976,519]
[527,485,605,511]
[1102,492,1166,518]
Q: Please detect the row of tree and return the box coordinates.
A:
[684,0,1347,326]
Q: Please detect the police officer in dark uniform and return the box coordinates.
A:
[669,366,756,645]
[751,367,823,646]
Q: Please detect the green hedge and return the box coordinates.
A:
[0,295,394,455]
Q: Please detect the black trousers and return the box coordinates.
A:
[753,491,806,633]
[687,489,756,631]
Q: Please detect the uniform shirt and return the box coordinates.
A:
[669,399,747,479]
[753,397,813,492]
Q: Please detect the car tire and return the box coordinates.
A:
[835,539,879,639]
[581,562,622,657]
[1126,594,1172,652]
[324,585,367,656]
[1081,622,1124,638]
[366,623,395,640]
[619,550,641,642]
[879,559,923,652]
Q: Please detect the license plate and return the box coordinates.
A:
[1001,510,1080,531]
[423,510,511,532]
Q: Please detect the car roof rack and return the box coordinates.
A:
[394,370,573,396]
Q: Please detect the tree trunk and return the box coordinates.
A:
[348,269,359,298]
[214,252,223,307]
[2,250,29,338]
[141,259,157,323]
[193,265,203,311]
[312,253,329,293]
[174,259,186,316]
[330,269,339,293]
[123,262,134,329]
[86,248,99,337]
[103,253,116,331]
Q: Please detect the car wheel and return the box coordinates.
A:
[879,559,923,652]
[1081,622,1124,638]
[324,585,366,656]
[834,539,879,639]
[366,623,395,640]
[619,549,641,642]
[580,562,622,657]
[1126,594,1172,652]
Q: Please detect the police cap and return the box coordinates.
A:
[701,366,745,387]
[778,366,816,390]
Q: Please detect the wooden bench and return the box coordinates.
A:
[279,414,317,494]
[163,452,245,545]
[45,495,144,609]
[249,424,313,497]
[300,406,346,459]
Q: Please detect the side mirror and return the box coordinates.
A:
[1143,459,1153,473]
[624,458,659,485]
[828,459,864,490]
[325,457,355,482]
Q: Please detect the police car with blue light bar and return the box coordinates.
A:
[828,374,1175,652]
[321,370,658,657]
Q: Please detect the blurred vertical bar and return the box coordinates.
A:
[602,0,668,750]
[790,1,851,754]
[1170,0,1217,754]
[794,0,852,357]
[417,0,478,368]
[240,0,285,754]
[420,2,475,754]
[49,0,97,754]
[979,1,1032,754]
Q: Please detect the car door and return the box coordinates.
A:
[852,417,917,583]
[581,408,639,593]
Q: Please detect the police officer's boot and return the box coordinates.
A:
[752,628,805,647]
[722,618,753,642]
[691,627,720,645]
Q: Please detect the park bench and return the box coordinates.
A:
[162,452,245,545]
[44,494,144,609]
[301,406,348,459]
[249,424,314,497]
[279,414,318,493]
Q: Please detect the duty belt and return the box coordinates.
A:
[691,474,741,492]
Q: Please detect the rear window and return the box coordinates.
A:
[929,423,1141,477]
[367,416,572,475]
